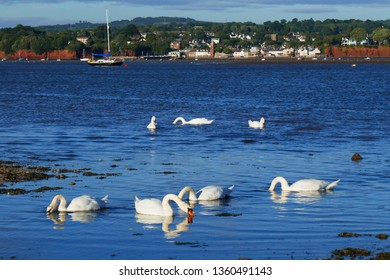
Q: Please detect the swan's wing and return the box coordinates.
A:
[134,197,163,215]
[248,120,261,128]
[189,118,213,124]
[197,186,230,200]
[290,179,326,191]
[67,195,102,212]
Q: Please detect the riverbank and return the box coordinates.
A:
[3,56,390,65]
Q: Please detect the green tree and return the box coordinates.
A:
[371,28,389,45]
[350,27,367,43]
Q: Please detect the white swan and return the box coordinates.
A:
[178,185,234,201]
[46,194,109,213]
[248,117,265,129]
[268,176,340,192]
[135,193,194,217]
[173,117,213,125]
[147,116,157,130]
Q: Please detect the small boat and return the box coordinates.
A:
[80,49,89,62]
[87,9,123,67]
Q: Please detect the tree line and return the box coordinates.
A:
[1,18,389,57]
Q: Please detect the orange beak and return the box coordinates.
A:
[187,208,195,223]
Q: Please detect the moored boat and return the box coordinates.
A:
[87,9,123,67]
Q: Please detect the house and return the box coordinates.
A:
[341,37,369,46]
[264,48,294,57]
[170,40,181,50]
[233,50,251,58]
[186,49,211,58]
[76,36,89,44]
[296,47,321,57]
[341,37,357,46]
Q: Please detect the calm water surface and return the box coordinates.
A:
[0,61,389,260]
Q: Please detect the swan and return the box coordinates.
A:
[173,117,213,125]
[147,116,157,130]
[268,176,340,192]
[135,193,194,217]
[178,185,234,201]
[248,117,265,129]
[46,194,109,213]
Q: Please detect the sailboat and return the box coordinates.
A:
[87,9,123,66]
[80,49,89,62]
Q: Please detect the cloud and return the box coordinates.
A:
[284,6,338,14]
[1,0,389,8]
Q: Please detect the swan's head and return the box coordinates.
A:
[151,116,156,123]
[46,194,64,213]
[46,204,57,213]
[176,199,194,215]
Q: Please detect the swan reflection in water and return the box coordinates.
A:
[47,211,99,229]
[135,213,194,239]
[269,190,334,204]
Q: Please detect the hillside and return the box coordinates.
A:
[38,17,204,31]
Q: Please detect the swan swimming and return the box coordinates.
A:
[268,176,340,192]
[173,117,214,125]
[147,116,157,130]
[46,194,109,213]
[135,193,194,217]
[248,117,265,129]
[178,185,234,201]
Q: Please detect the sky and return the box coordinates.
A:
[1,0,390,28]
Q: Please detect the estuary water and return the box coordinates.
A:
[0,60,389,260]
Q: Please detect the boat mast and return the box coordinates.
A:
[106,8,111,56]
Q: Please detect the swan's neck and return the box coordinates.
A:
[173,117,186,124]
[269,177,290,191]
[178,186,198,201]
[49,194,68,212]
[162,194,190,216]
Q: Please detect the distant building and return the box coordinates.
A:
[76,36,89,44]
[296,47,321,57]
[341,37,370,46]
[170,40,181,50]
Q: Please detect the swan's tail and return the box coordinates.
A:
[101,195,109,203]
[326,179,340,190]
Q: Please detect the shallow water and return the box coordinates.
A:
[0,60,389,260]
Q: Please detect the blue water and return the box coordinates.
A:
[0,60,389,260]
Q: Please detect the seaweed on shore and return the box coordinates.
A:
[0,186,62,195]
[328,231,390,259]
[0,161,54,183]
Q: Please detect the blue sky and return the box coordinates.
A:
[1,0,390,28]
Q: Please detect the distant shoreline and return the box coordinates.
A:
[125,56,390,65]
[3,56,390,64]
